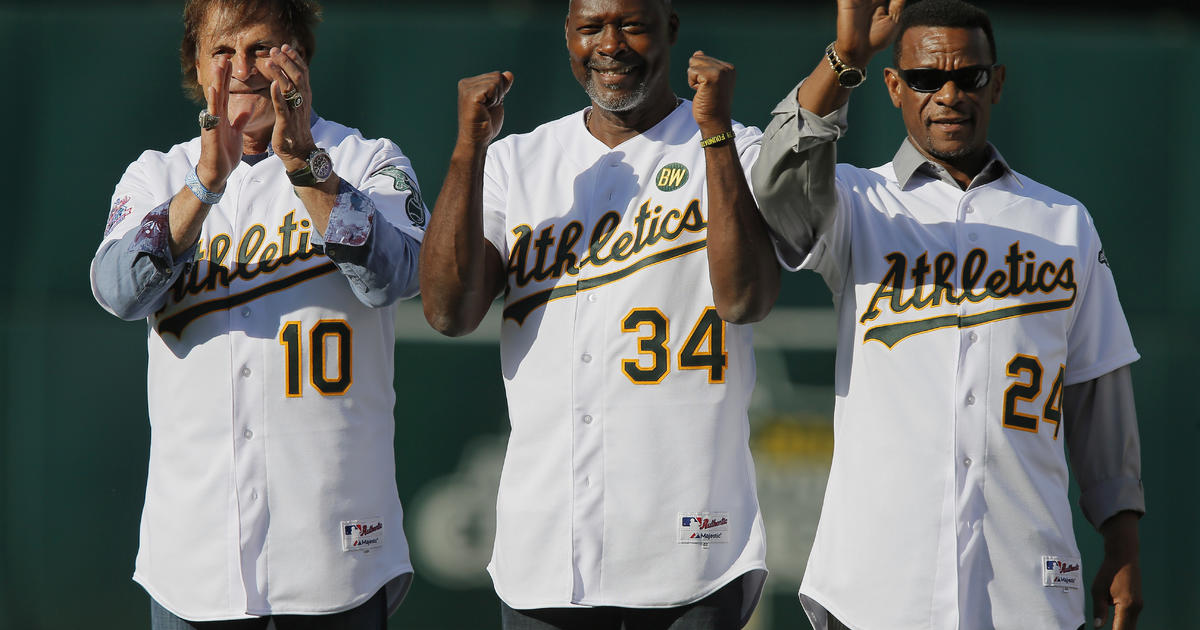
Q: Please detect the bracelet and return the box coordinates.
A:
[699,129,736,148]
[184,167,224,205]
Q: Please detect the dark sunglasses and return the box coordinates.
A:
[896,65,997,93]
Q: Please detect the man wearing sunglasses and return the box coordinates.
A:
[744,0,1145,629]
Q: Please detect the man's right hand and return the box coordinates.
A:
[456,71,514,148]
[197,57,247,195]
[795,0,904,116]
[834,0,906,67]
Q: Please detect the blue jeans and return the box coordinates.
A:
[500,575,745,630]
[150,588,387,630]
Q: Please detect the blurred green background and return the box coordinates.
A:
[2,1,1196,628]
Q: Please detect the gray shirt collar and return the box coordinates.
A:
[892,138,1018,190]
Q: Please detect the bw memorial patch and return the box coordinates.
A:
[655,163,689,192]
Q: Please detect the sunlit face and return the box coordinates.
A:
[565,0,677,113]
[194,7,298,136]
[884,26,1005,168]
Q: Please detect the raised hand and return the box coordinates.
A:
[688,51,736,137]
[197,57,247,192]
[835,0,906,65]
[266,44,317,171]
[457,71,514,147]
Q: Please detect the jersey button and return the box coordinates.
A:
[969,331,978,343]
[966,394,976,405]
[581,353,593,363]
[241,367,252,378]
[963,457,973,467]
[241,308,251,318]
[585,476,592,487]
[968,233,979,242]
[587,293,598,303]
[250,490,258,501]
[582,415,593,424]
[965,206,975,214]
[244,429,253,439]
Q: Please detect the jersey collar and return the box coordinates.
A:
[893,138,1022,191]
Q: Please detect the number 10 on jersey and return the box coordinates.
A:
[279,320,353,397]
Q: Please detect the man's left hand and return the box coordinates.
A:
[267,44,317,171]
[688,51,736,138]
[1092,511,1143,629]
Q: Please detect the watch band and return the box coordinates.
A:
[287,163,319,187]
[825,41,866,89]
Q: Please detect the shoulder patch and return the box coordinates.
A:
[371,165,427,227]
[655,162,689,192]
[105,195,134,236]
[1098,249,1109,267]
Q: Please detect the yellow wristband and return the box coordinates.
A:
[699,129,736,148]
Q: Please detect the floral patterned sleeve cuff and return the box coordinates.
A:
[128,201,179,270]
[321,179,376,247]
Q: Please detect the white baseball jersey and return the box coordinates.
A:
[480,101,767,619]
[90,118,426,621]
[785,150,1139,629]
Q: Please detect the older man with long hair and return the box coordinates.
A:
[90,1,428,628]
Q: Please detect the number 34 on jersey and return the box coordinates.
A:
[621,306,727,385]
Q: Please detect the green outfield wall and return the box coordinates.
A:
[2,3,1196,628]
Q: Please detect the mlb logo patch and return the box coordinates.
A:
[341,518,384,553]
[677,512,730,545]
[1041,555,1082,589]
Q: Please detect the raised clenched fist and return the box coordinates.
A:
[687,51,737,138]
[457,71,515,146]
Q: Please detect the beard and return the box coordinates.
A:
[584,70,649,113]
[926,139,977,163]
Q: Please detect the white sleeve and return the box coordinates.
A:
[350,139,429,243]
[1064,216,1140,384]
[481,141,509,259]
[90,152,193,319]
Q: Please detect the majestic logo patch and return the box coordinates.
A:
[341,518,385,552]
[655,162,689,192]
[105,195,134,236]
[372,165,427,227]
[678,512,730,545]
[1098,249,1109,267]
[1042,555,1082,589]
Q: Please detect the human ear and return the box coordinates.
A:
[883,68,903,108]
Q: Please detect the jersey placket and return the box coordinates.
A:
[227,164,271,611]
[567,149,627,604]
[952,188,991,622]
